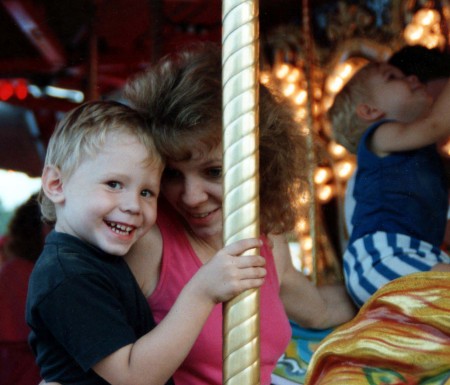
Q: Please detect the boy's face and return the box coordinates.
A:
[55,131,162,256]
[366,63,432,122]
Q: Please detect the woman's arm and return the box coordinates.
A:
[271,233,356,329]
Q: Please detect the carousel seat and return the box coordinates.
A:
[304,271,450,385]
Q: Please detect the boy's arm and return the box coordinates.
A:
[372,80,450,155]
[93,277,216,385]
[93,238,266,385]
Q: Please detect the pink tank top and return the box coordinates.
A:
[148,203,291,385]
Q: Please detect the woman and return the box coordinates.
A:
[1,193,49,385]
[123,43,356,385]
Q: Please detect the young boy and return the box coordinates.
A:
[329,62,450,307]
[26,101,266,385]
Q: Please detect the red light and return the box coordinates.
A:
[0,81,14,101]
[15,79,28,100]
[0,79,29,101]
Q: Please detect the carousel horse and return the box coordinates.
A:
[304,271,450,385]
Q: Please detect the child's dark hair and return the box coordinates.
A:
[388,45,450,83]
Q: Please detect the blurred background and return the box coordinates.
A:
[0,0,448,276]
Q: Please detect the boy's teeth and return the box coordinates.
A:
[109,222,133,234]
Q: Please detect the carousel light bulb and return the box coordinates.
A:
[415,8,439,26]
[312,102,320,116]
[314,167,332,184]
[283,83,296,97]
[287,68,301,83]
[335,160,355,180]
[328,141,347,159]
[404,23,424,42]
[317,184,335,203]
[275,63,290,79]
[301,235,313,251]
[337,62,353,79]
[424,34,440,49]
[260,71,271,84]
[296,218,309,233]
[326,75,344,94]
[294,89,307,105]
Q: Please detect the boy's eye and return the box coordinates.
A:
[140,189,154,198]
[107,181,122,189]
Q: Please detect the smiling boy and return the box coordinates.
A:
[26,100,267,385]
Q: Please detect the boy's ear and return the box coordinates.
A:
[356,103,384,121]
[41,165,65,204]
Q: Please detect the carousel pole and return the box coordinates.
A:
[302,0,319,284]
[222,1,261,384]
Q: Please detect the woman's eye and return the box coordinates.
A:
[107,181,122,189]
[207,167,222,178]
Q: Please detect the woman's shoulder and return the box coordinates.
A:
[125,225,163,297]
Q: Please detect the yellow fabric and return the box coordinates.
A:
[304,272,450,385]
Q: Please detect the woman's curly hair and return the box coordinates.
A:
[124,43,308,234]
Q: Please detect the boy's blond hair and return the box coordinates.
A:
[328,62,379,154]
[39,100,162,223]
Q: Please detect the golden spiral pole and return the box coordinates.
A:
[222,1,260,384]
[302,0,318,285]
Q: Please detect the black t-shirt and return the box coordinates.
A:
[26,230,174,385]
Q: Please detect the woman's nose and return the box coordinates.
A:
[181,179,207,206]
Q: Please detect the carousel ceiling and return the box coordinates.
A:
[0,0,444,177]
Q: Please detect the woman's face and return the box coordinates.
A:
[161,144,223,243]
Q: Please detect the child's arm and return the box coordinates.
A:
[273,234,356,329]
[372,79,450,155]
[93,238,266,385]
[431,263,450,272]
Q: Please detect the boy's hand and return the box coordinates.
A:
[194,238,266,304]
